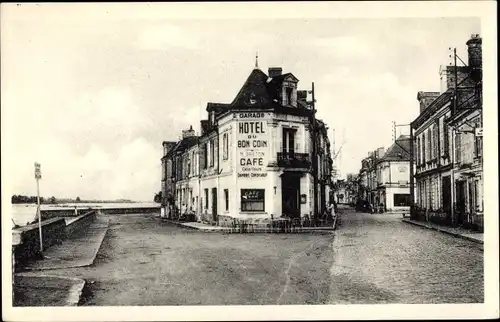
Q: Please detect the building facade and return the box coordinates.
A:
[161,65,333,224]
[411,34,483,231]
[374,135,411,213]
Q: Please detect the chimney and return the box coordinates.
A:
[297,90,307,101]
[439,65,471,93]
[268,67,283,78]
[376,147,385,159]
[466,33,482,81]
[162,141,177,156]
[182,125,196,139]
[417,91,441,113]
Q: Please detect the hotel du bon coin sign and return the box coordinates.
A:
[236,112,269,178]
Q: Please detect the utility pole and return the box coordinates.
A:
[409,125,415,219]
[311,82,318,220]
[453,47,458,115]
[34,162,43,259]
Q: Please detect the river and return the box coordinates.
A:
[10,202,159,227]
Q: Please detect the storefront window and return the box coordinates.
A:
[394,194,411,207]
[241,189,265,212]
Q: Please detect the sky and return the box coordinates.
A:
[1,4,481,201]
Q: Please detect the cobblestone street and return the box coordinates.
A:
[329,209,483,304]
[28,208,484,306]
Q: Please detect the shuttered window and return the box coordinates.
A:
[422,132,426,163]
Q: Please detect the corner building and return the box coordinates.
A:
[162,65,333,225]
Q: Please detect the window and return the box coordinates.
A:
[433,124,438,159]
[427,129,432,161]
[241,189,265,212]
[210,139,215,167]
[474,118,483,158]
[202,143,208,169]
[224,189,229,211]
[204,189,209,209]
[285,87,293,106]
[282,128,296,155]
[417,138,421,165]
[394,194,411,207]
[455,132,462,164]
[223,133,229,160]
[443,122,450,156]
[422,132,426,164]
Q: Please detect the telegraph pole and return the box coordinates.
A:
[311,82,318,220]
[34,162,43,259]
[409,125,415,219]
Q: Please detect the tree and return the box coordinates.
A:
[50,196,57,204]
[76,196,81,202]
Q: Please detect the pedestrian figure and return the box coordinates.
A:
[326,201,335,222]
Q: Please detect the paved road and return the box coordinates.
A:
[26,209,482,305]
[329,210,483,304]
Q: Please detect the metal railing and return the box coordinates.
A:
[277,152,311,168]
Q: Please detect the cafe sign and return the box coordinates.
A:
[236,112,269,178]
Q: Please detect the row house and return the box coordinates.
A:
[366,147,385,207]
[374,135,412,213]
[411,34,483,231]
[357,136,413,213]
[161,64,333,225]
[358,158,370,202]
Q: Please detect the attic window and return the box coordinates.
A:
[249,93,256,104]
[286,87,293,106]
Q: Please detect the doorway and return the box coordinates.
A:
[455,180,466,226]
[442,176,451,222]
[211,188,217,222]
[281,173,301,218]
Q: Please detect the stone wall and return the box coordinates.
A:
[40,208,90,221]
[12,218,67,267]
[98,207,160,215]
[12,210,98,270]
[64,210,97,237]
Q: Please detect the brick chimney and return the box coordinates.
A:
[466,33,482,82]
[439,65,471,93]
[417,91,441,113]
[268,67,283,78]
[182,125,196,139]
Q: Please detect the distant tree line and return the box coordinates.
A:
[11,195,134,204]
[11,195,58,204]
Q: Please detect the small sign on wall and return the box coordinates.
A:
[300,194,307,204]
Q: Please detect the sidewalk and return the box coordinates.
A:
[23,216,109,271]
[13,274,86,306]
[402,218,483,247]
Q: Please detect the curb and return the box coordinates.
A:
[15,273,86,306]
[160,218,337,233]
[402,219,484,247]
[23,219,110,271]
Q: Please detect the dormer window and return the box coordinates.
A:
[249,92,256,105]
[281,75,298,107]
[286,87,293,106]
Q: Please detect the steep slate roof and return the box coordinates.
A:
[206,102,231,116]
[380,135,411,162]
[230,68,278,109]
[167,136,198,157]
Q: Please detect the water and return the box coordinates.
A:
[10,202,160,227]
